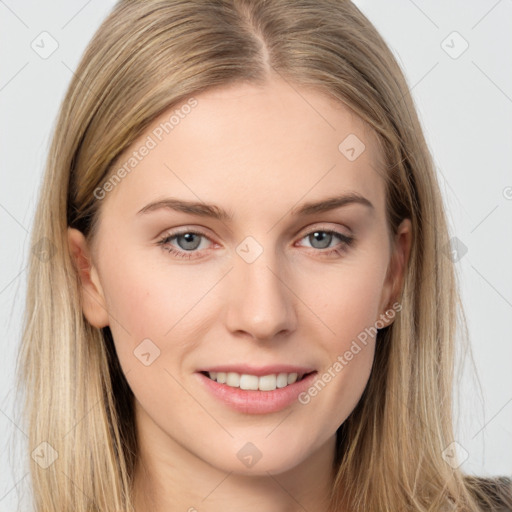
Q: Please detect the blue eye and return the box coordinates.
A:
[157,227,354,260]
[300,230,354,253]
[157,230,211,259]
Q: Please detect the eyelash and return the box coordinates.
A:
[157,227,355,260]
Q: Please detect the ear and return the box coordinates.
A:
[377,218,412,327]
[67,227,110,328]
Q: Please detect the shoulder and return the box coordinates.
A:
[463,475,512,511]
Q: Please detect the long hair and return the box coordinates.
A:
[16,1,511,510]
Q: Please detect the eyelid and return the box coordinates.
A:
[295,222,353,240]
[158,225,214,241]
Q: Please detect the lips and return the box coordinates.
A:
[194,364,318,414]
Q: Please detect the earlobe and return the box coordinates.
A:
[378,218,412,327]
[67,227,110,328]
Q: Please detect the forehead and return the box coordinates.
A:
[100,77,386,222]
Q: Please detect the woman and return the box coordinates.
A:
[17,1,512,510]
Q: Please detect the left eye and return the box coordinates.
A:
[157,228,354,260]
[298,229,353,250]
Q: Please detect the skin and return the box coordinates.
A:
[68,76,411,512]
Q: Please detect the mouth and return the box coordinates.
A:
[195,368,318,414]
[199,370,316,392]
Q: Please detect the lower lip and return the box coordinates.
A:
[195,371,318,414]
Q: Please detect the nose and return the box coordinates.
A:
[224,244,297,341]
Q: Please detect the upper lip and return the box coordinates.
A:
[197,364,316,379]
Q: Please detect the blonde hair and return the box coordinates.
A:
[17,1,511,511]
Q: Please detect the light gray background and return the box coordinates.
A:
[1,1,511,510]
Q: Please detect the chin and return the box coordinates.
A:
[203,437,315,476]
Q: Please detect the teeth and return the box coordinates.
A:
[206,371,302,391]
[226,372,240,387]
[276,373,289,388]
[259,374,277,391]
[240,374,259,390]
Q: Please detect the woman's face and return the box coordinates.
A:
[69,77,410,476]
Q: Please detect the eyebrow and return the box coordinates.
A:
[136,192,374,221]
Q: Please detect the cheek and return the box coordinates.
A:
[97,244,232,399]
[302,252,388,347]
[97,250,208,415]
[294,251,386,427]
[100,247,208,340]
